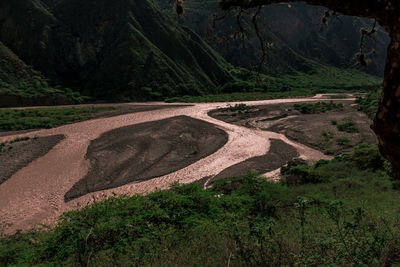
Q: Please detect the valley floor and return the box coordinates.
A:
[0,94,366,235]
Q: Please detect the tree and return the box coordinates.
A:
[179,0,400,178]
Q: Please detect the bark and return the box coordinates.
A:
[373,35,400,179]
[218,0,400,178]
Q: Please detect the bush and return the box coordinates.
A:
[352,144,384,170]
[293,101,343,114]
[356,89,381,119]
[336,137,351,146]
[219,103,251,113]
[281,159,324,185]
[337,121,359,133]
[337,143,384,170]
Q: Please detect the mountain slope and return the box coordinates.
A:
[0,41,81,106]
[0,0,235,100]
[0,0,386,104]
[171,1,389,76]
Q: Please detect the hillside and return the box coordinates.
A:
[0,41,82,106]
[0,0,236,101]
[170,1,389,76]
[0,0,385,104]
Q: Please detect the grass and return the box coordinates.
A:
[1,144,399,266]
[294,101,344,114]
[0,107,116,131]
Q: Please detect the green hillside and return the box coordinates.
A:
[170,0,389,77]
[0,0,385,105]
[0,41,83,106]
[0,0,235,102]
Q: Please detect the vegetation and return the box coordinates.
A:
[356,89,381,119]
[0,107,115,131]
[0,137,32,152]
[294,101,343,114]
[219,103,251,113]
[336,120,359,133]
[0,80,87,104]
[0,0,383,105]
[166,67,381,103]
[165,91,307,103]
[0,42,87,105]
[336,137,351,146]
[1,144,399,266]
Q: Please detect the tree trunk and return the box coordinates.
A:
[373,36,400,179]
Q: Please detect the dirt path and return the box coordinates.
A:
[0,97,341,234]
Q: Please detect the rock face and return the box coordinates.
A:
[0,0,234,100]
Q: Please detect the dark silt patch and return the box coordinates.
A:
[0,135,65,184]
[65,116,228,201]
[209,139,298,184]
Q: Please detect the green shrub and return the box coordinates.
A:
[356,89,381,119]
[336,137,351,146]
[219,103,251,113]
[336,143,384,170]
[294,101,343,114]
[337,121,359,133]
[351,143,384,170]
[281,159,324,185]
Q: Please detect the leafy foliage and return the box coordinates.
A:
[356,89,381,119]
[336,120,359,133]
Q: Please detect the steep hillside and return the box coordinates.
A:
[0,41,81,106]
[0,0,385,104]
[170,1,389,76]
[0,0,235,101]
